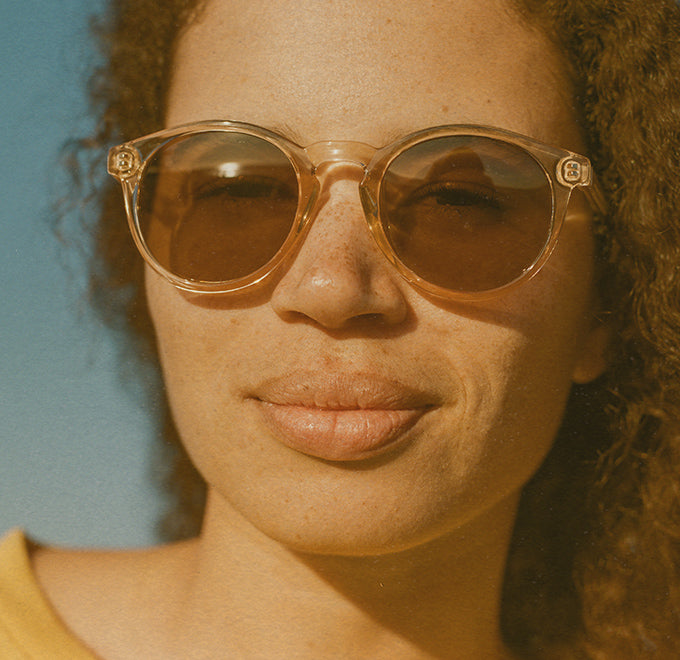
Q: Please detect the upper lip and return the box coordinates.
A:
[251,371,439,411]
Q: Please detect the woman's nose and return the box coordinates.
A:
[270,177,409,330]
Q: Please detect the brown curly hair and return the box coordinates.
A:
[78,0,680,657]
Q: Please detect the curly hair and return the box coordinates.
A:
[84,0,209,542]
[79,1,680,657]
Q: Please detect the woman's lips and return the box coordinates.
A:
[251,373,436,461]
[257,403,427,461]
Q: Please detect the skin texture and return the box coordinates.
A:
[35,1,609,658]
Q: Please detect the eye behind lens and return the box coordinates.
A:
[379,135,553,293]
[136,130,300,284]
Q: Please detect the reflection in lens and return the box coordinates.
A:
[137,131,298,283]
[380,136,553,293]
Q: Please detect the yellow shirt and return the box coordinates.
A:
[0,529,97,659]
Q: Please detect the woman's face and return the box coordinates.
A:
[147,0,606,555]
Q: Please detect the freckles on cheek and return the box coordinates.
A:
[156,305,247,376]
[147,281,221,383]
[420,289,583,436]
[420,309,529,424]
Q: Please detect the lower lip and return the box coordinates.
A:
[256,402,427,461]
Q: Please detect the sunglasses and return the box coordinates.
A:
[108,120,605,300]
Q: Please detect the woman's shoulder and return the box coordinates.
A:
[0,528,97,658]
[0,528,197,659]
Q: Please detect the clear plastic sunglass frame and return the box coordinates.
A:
[107,120,606,300]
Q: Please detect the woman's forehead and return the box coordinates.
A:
[168,0,582,150]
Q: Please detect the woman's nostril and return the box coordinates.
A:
[269,234,409,329]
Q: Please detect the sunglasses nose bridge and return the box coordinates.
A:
[300,140,384,267]
[302,141,378,238]
[304,140,376,180]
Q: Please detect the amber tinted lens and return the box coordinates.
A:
[136,131,299,283]
[380,136,553,293]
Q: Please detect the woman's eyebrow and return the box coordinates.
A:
[265,122,307,145]
[265,122,408,148]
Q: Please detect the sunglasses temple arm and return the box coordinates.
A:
[581,175,608,216]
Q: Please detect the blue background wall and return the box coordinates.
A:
[0,1,161,548]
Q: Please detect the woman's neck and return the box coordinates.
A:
[166,490,521,659]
